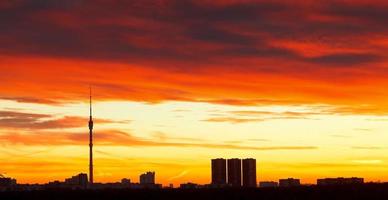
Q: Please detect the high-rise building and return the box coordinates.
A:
[227,158,242,187]
[140,172,155,185]
[211,158,227,185]
[242,158,257,187]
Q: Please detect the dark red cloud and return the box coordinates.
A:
[0,111,123,130]
[0,0,387,113]
[0,0,386,66]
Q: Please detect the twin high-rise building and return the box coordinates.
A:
[211,159,227,185]
[211,158,257,187]
[228,159,242,187]
[242,158,257,187]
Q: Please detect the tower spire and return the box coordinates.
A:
[88,86,94,185]
[90,86,92,119]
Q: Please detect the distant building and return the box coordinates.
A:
[46,180,65,189]
[140,172,155,185]
[18,183,43,191]
[242,158,257,187]
[211,158,227,185]
[279,178,301,187]
[121,178,131,185]
[65,173,88,189]
[227,158,242,187]
[180,182,199,189]
[317,177,364,186]
[0,176,17,190]
[259,181,278,187]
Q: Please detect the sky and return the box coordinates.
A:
[0,0,388,186]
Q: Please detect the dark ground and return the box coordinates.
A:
[2,184,388,200]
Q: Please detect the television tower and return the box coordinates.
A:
[88,87,94,185]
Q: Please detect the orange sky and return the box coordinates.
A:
[1,0,388,186]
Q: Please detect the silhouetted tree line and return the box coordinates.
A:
[1,183,388,200]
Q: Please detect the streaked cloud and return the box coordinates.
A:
[203,109,319,123]
[0,130,317,151]
[168,170,189,181]
[330,134,353,139]
[203,117,265,123]
[0,0,387,114]
[0,110,124,130]
[351,160,383,164]
[352,146,384,150]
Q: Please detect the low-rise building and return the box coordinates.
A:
[259,181,278,187]
[317,177,364,186]
[121,178,131,186]
[279,178,301,187]
[180,182,199,189]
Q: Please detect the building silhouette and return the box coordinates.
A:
[242,158,257,187]
[65,173,88,189]
[279,178,301,187]
[317,177,364,186]
[211,158,227,185]
[140,172,155,185]
[227,158,242,187]
[0,175,17,190]
[259,181,278,187]
[121,178,131,186]
[180,182,199,189]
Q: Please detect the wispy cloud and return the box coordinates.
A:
[330,134,353,138]
[203,117,265,123]
[0,130,317,151]
[203,109,319,123]
[168,170,189,181]
[0,110,126,130]
[352,146,384,150]
[272,161,387,169]
[0,96,62,105]
[353,128,373,132]
[351,160,383,164]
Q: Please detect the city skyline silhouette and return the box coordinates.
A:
[1,1,388,198]
[0,88,379,188]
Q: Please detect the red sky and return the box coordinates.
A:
[0,0,387,112]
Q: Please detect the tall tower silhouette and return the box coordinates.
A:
[88,87,94,185]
